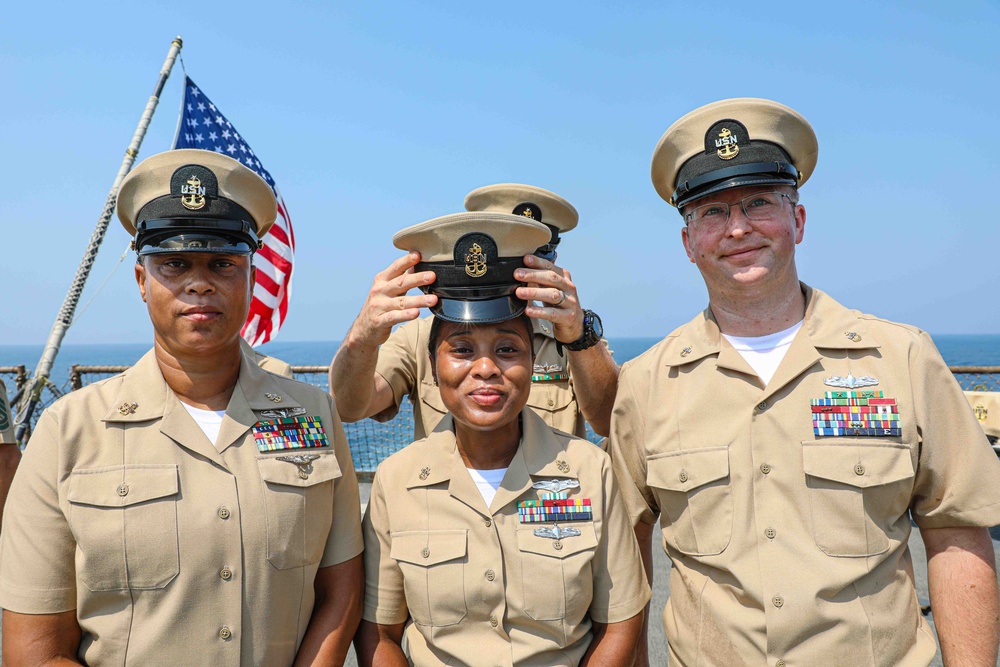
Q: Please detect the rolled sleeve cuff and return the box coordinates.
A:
[589,583,652,625]
[0,581,76,615]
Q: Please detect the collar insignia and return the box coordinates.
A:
[264,392,283,403]
[117,401,138,416]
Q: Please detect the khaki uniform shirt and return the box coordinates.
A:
[0,378,15,443]
[0,348,364,666]
[241,338,294,379]
[363,409,649,667]
[610,285,1000,667]
[375,315,594,439]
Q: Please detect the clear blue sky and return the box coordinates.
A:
[2,1,999,346]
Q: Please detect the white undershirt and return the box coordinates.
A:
[467,467,508,506]
[181,403,227,450]
[722,320,804,385]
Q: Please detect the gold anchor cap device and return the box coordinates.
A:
[117,148,277,256]
[392,211,550,324]
[651,97,819,209]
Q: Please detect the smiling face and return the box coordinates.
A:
[135,252,255,359]
[430,317,534,437]
[681,185,806,299]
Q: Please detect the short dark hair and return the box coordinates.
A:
[428,314,535,367]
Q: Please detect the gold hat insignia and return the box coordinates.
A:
[180,175,207,210]
[974,404,988,422]
[465,242,487,278]
[716,127,739,160]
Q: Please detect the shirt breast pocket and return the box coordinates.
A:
[647,447,732,556]
[802,441,915,557]
[516,523,598,621]
[390,529,468,627]
[67,465,179,591]
[257,452,342,570]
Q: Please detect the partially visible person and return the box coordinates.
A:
[611,97,1000,667]
[0,149,363,666]
[0,379,21,533]
[241,337,294,379]
[356,212,649,667]
[330,184,617,440]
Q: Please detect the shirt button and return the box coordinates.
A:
[421,547,430,558]
[220,567,233,580]
[484,518,492,528]
[219,626,232,640]
[678,470,689,483]
[772,595,784,608]
[117,483,129,497]
[776,661,786,667]
[855,463,866,476]
[485,569,496,581]
[553,541,563,551]
[765,528,776,540]
[218,508,231,520]
[547,398,554,407]
[760,463,771,475]
[757,401,768,411]
[489,615,498,627]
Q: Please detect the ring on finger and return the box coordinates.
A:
[554,290,566,306]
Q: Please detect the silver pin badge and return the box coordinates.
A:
[845,332,862,342]
[680,347,692,357]
[541,324,552,336]
[419,466,431,480]
[260,407,308,419]
[534,524,582,540]
[276,453,320,479]
[533,363,564,374]
[824,372,879,389]
[533,478,580,494]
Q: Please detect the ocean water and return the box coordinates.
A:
[0,334,997,391]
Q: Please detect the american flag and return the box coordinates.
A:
[172,76,295,346]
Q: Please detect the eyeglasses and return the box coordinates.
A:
[683,191,797,228]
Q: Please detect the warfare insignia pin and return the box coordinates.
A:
[824,373,879,389]
[265,392,283,403]
[260,407,308,419]
[180,175,207,210]
[534,524,582,540]
[716,127,739,160]
[117,402,138,416]
[533,478,579,494]
[276,453,321,479]
[419,466,431,480]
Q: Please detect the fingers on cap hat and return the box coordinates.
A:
[651,98,818,208]
[464,183,579,234]
[393,212,551,324]
[117,149,278,255]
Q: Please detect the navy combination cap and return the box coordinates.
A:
[464,183,578,260]
[393,212,551,324]
[116,149,277,256]
[651,98,819,209]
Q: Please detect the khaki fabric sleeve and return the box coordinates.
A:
[909,331,1000,528]
[0,379,14,444]
[361,469,410,625]
[589,454,652,624]
[0,409,77,613]
[372,321,421,423]
[320,394,365,567]
[608,364,658,527]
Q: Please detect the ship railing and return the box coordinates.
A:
[3,365,998,474]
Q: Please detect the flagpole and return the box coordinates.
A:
[14,36,184,444]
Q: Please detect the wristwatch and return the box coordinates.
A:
[560,309,603,353]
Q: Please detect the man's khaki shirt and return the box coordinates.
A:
[0,349,364,666]
[363,409,649,666]
[375,315,591,439]
[610,285,1000,667]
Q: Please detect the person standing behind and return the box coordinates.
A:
[330,184,617,440]
[610,98,1000,666]
[0,149,364,666]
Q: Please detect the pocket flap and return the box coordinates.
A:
[526,384,574,412]
[68,465,178,508]
[802,442,914,488]
[646,447,729,492]
[257,452,342,487]
[419,381,448,415]
[516,523,598,558]
[390,530,468,566]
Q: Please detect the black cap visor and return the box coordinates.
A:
[431,294,527,324]
[135,218,260,256]
[674,161,798,208]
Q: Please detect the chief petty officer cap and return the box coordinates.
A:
[651,98,819,209]
[117,148,277,256]
[464,183,578,259]
[393,212,551,324]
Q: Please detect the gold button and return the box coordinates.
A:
[484,518,492,528]
[485,569,495,581]
[765,528,776,539]
[760,463,771,475]
[678,470,688,483]
[489,615,498,627]
[772,595,784,608]
[757,401,768,411]
[218,508,230,520]
[219,626,232,639]
[220,567,232,580]
[855,464,865,476]
[776,661,786,667]
[421,547,430,558]
[117,483,129,497]
[553,541,563,551]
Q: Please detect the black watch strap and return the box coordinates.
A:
[558,309,602,354]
